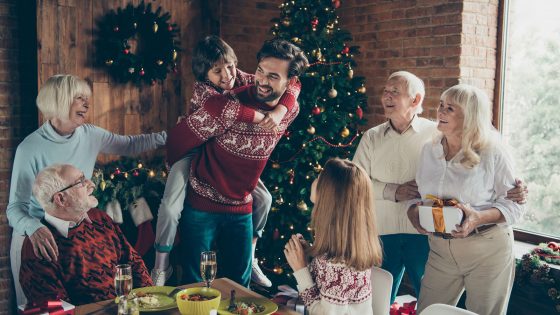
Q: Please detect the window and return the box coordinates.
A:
[499,0,560,240]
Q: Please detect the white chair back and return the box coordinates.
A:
[421,303,478,315]
[371,266,393,315]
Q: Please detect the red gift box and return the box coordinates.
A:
[18,300,75,315]
[390,301,417,315]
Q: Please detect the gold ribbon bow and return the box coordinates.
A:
[425,194,459,233]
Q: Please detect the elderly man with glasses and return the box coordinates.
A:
[18,164,152,306]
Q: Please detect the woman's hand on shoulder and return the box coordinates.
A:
[29,227,59,262]
[284,234,308,272]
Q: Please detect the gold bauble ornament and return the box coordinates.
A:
[348,69,354,79]
[291,37,300,44]
[357,86,367,94]
[276,195,284,205]
[307,125,316,134]
[336,54,341,58]
[152,22,159,33]
[313,163,323,173]
[341,127,350,138]
[297,200,308,211]
[274,266,284,274]
[272,162,281,169]
[282,19,290,26]
[315,50,322,59]
[156,60,164,66]
[105,59,114,66]
[271,206,279,212]
[172,50,178,61]
[100,181,107,191]
[328,88,338,98]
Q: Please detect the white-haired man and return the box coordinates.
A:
[353,71,526,304]
[19,164,152,306]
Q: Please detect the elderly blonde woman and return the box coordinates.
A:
[407,84,524,315]
[7,74,166,304]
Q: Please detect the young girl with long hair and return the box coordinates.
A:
[284,158,383,315]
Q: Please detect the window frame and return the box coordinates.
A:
[495,0,560,245]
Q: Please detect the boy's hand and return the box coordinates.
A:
[258,105,288,131]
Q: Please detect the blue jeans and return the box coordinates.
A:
[380,234,429,303]
[179,205,253,287]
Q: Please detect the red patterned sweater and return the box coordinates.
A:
[167,83,300,214]
[293,255,373,315]
[20,209,153,306]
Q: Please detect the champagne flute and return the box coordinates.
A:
[115,264,133,297]
[200,251,217,288]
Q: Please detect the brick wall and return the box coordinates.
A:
[460,0,499,98]
[219,0,278,73]
[0,1,37,314]
[218,0,499,128]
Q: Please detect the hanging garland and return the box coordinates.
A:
[96,1,181,85]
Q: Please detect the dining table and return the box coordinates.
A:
[74,277,300,315]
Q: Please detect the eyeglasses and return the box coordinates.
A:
[51,174,87,202]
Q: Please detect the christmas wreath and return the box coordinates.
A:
[95,1,180,85]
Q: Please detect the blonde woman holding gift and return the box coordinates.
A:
[407,84,524,315]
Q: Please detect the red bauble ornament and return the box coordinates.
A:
[333,0,341,9]
[133,171,139,177]
[139,69,145,76]
[114,168,121,175]
[167,25,173,32]
[311,106,321,115]
[284,130,291,137]
[341,46,350,54]
[273,228,280,240]
[356,107,363,119]
[311,17,319,27]
[123,49,130,55]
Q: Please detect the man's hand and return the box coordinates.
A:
[396,180,421,202]
[29,227,58,262]
[451,203,481,238]
[284,234,308,272]
[507,178,528,204]
[407,203,429,234]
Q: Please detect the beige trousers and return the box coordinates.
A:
[417,225,515,315]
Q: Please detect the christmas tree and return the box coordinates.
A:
[258,0,369,284]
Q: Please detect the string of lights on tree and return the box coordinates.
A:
[91,157,167,212]
[258,0,369,283]
[95,1,181,85]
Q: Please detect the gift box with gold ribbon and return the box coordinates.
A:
[418,194,463,236]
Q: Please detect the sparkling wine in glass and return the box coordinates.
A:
[200,251,217,288]
[115,264,133,297]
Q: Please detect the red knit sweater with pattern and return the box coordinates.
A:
[167,83,300,214]
[20,209,153,306]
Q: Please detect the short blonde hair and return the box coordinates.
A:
[441,84,493,168]
[388,71,425,114]
[32,164,68,213]
[310,158,383,270]
[36,74,91,120]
